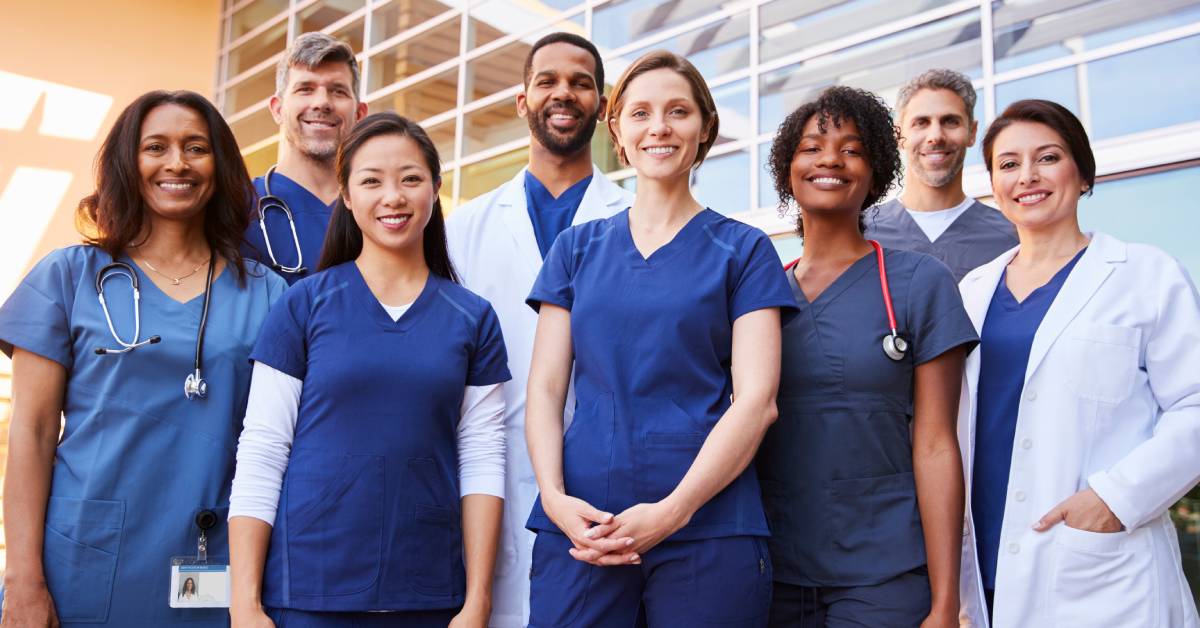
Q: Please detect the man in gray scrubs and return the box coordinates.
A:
[866,69,1017,281]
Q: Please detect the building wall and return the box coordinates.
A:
[0,0,222,570]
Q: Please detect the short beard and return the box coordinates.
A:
[528,103,598,157]
[908,146,966,188]
[284,123,338,164]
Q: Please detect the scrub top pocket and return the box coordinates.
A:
[42,497,125,623]
[285,454,384,597]
[562,393,615,509]
[825,472,925,579]
[635,398,706,504]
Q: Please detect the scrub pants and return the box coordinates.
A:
[529,531,772,627]
[766,567,930,628]
[265,607,458,627]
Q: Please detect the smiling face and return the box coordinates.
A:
[137,103,216,223]
[342,134,438,256]
[610,67,709,182]
[518,42,604,157]
[271,61,367,163]
[899,88,976,189]
[989,120,1087,231]
[789,113,873,216]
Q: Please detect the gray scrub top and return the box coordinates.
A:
[865,199,1018,282]
[757,248,978,588]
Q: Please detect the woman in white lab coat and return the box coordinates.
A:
[957,98,1200,627]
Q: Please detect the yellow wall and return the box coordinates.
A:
[0,0,222,569]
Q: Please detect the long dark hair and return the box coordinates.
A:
[317,113,458,282]
[77,90,253,285]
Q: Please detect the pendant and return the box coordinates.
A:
[172,278,182,285]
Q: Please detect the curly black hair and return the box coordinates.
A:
[767,85,902,236]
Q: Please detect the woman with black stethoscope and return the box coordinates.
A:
[756,86,977,628]
[0,90,286,627]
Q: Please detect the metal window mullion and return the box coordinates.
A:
[453,1,471,206]
[981,0,996,122]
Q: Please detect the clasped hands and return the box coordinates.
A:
[542,492,691,566]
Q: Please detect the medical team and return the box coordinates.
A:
[0,29,1198,628]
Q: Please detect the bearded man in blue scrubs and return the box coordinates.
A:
[866,69,1017,281]
[242,32,367,284]
[445,32,634,628]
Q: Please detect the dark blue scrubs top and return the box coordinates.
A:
[525,171,592,259]
[243,171,335,285]
[758,249,978,587]
[526,208,798,541]
[250,263,510,611]
[972,248,1086,590]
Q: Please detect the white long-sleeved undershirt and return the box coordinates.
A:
[229,300,506,525]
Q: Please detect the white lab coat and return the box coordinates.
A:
[956,232,1200,627]
[445,166,633,628]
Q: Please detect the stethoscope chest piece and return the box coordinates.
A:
[184,369,208,400]
[882,332,909,362]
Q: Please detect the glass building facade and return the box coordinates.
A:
[215,0,1200,593]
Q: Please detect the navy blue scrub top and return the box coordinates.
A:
[972,248,1086,591]
[525,170,592,259]
[250,263,510,612]
[525,208,798,541]
[243,171,334,285]
[757,248,978,587]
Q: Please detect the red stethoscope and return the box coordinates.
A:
[785,239,909,362]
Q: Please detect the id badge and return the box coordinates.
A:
[169,557,231,608]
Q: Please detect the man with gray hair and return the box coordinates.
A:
[866,68,1017,281]
[242,32,367,284]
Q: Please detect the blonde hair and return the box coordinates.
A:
[605,50,719,167]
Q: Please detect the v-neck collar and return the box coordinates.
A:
[345,262,438,332]
[125,254,229,310]
[996,247,1087,310]
[788,250,875,310]
[893,198,976,246]
[620,207,713,267]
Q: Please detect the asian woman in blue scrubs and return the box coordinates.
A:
[757,86,977,627]
[0,91,286,626]
[524,50,797,628]
[227,113,508,628]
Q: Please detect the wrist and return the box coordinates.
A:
[659,494,694,529]
[3,570,48,590]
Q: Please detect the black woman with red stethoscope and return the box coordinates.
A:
[755,86,979,628]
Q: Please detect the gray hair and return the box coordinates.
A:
[275,32,361,100]
[896,68,976,123]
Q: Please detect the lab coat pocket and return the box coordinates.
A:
[826,473,925,575]
[562,393,614,509]
[1064,324,1141,404]
[285,454,384,597]
[636,398,706,504]
[1049,525,1158,626]
[42,496,124,623]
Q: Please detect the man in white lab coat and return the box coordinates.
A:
[445,32,633,627]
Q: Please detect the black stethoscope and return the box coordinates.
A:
[93,253,215,400]
[785,239,909,362]
[256,165,307,275]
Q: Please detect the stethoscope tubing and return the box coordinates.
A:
[258,166,306,274]
[783,239,908,361]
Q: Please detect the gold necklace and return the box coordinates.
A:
[141,257,209,285]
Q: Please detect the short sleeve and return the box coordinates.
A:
[526,227,576,312]
[908,255,979,365]
[0,249,78,368]
[469,303,512,386]
[249,283,312,380]
[730,231,800,325]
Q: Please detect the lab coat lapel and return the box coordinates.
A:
[1022,233,1122,387]
[959,247,1016,401]
[497,167,543,273]
[573,165,629,225]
